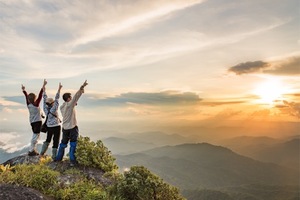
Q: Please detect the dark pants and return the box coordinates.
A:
[61,126,79,144]
[56,126,79,162]
[45,125,61,148]
[31,121,42,133]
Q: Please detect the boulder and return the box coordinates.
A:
[1,154,41,166]
[0,184,54,200]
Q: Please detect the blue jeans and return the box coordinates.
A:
[56,126,78,162]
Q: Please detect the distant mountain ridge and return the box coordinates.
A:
[222,136,300,169]
[103,137,157,154]
[102,131,194,154]
[115,143,299,189]
[125,131,193,146]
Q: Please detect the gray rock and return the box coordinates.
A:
[1,154,41,166]
[0,184,54,200]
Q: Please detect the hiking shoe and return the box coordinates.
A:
[70,161,78,167]
[28,150,39,156]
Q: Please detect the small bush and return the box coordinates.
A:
[54,179,108,200]
[76,136,118,173]
[112,166,185,200]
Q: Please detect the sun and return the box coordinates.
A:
[253,78,287,105]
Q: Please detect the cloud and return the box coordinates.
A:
[228,61,269,75]
[264,55,300,75]
[202,109,243,124]
[82,91,202,107]
[0,0,205,51]
[0,0,208,79]
[228,54,300,76]
[70,0,205,46]
[1,0,290,80]
[2,96,25,105]
[202,100,246,106]
[249,109,272,117]
[0,132,26,153]
[282,100,300,118]
[0,97,23,112]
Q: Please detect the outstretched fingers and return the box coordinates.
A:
[83,80,88,87]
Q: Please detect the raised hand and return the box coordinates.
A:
[21,84,25,91]
[80,80,88,91]
[82,80,88,87]
[58,82,63,90]
[43,79,47,86]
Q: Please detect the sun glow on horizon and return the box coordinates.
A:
[253,78,289,105]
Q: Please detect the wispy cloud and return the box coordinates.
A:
[202,100,246,106]
[82,91,202,106]
[0,132,26,153]
[282,100,300,118]
[71,0,205,46]
[1,0,294,79]
[264,55,300,75]
[0,97,23,107]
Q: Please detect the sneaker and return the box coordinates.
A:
[70,161,78,167]
[28,150,39,156]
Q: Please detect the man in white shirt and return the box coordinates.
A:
[56,80,88,166]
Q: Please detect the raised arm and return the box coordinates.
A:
[34,79,47,106]
[58,82,63,94]
[69,80,88,106]
[55,82,62,101]
[51,82,63,113]
[43,79,48,101]
[21,84,29,105]
[42,79,47,92]
[80,80,88,92]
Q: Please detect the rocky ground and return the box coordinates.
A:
[0,184,54,200]
[1,154,114,199]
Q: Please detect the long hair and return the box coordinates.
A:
[28,93,36,104]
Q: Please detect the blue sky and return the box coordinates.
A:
[0,0,299,150]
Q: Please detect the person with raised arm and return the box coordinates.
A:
[40,81,63,160]
[56,80,88,166]
[22,79,47,156]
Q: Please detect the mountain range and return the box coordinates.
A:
[221,136,300,169]
[1,131,299,200]
[102,131,194,154]
[115,143,299,189]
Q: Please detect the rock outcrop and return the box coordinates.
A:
[1,154,113,187]
[2,154,41,166]
[0,184,54,200]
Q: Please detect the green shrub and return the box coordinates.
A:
[54,179,108,200]
[0,163,108,200]
[0,164,59,193]
[76,136,118,173]
[112,166,185,200]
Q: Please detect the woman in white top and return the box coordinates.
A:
[22,79,46,156]
[40,81,62,160]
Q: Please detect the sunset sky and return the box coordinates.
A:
[0,0,299,150]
